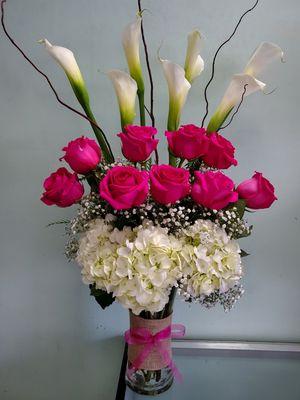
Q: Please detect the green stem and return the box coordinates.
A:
[207,106,233,133]
[140,160,147,170]
[167,105,180,166]
[86,175,98,192]
[138,90,146,126]
[83,105,114,163]
[168,153,177,166]
[178,158,185,168]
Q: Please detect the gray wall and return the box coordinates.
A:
[0,0,299,398]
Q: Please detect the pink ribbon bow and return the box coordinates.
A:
[125,324,185,381]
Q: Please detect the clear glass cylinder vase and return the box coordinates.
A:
[125,288,176,396]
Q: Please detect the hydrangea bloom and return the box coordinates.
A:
[180,219,242,298]
[77,219,183,314]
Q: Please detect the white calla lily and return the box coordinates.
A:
[184,30,204,83]
[108,69,137,129]
[122,16,144,92]
[160,58,191,132]
[244,42,284,77]
[39,38,115,163]
[39,39,89,107]
[207,42,284,132]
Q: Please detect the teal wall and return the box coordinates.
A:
[0,0,299,398]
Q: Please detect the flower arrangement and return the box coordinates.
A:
[1,0,283,395]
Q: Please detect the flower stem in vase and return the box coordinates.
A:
[125,287,177,395]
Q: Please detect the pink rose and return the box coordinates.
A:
[61,136,101,174]
[150,165,190,204]
[237,172,277,209]
[165,124,209,160]
[191,171,238,210]
[99,166,149,210]
[117,125,159,163]
[41,167,84,207]
[202,132,238,169]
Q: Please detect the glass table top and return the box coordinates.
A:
[117,342,300,400]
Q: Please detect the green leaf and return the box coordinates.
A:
[89,284,115,309]
[235,224,253,239]
[46,219,70,228]
[241,249,250,257]
[227,199,247,219]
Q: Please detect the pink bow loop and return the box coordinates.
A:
[125,323,185,381]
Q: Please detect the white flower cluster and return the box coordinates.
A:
[77,218,183,315]
[180,219,242,298]
[76,218,242,314]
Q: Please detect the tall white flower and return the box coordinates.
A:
[160,58,191,132]
[39,39,89,108]
[107,69,138,129]
[184,30,204,83]
[39,38,114,163]
[207,42,284,132]
[122,16,144,93]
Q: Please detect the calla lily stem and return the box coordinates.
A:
[83,105,114,163]
[138,89,146,126]
[167,117,179,167]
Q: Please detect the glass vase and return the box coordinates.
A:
[125,288,177,396]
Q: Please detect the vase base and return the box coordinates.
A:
[125,367,174,396]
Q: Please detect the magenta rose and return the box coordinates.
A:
[165,124,209,160]
[41,167,84,207]
[99,166,149,210]
[150,165,190,205]
[191,171,238,210]
[202,132,238,169]
[117,125,159,163]
[61,136,101,174]
[237,172,277,209]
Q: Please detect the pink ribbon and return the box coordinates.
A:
[125,324,185,381]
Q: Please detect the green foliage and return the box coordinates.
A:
[46,219,70,228]
[240,249,250,257]
[226,199,247,219]
[235,225,253,239]
[89,284,115,309]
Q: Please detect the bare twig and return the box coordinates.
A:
[201,0,259,128]
[144,104,151,118]
[218,84,248,131]
[137,0,159,164]
[0,0,113,159]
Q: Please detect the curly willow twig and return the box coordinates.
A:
[137,0,159,164]
[201,0,259,128]
[0,0,113,156]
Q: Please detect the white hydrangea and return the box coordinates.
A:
[180,219,242,298]
[76,219,183,315]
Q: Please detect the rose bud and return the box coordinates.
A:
[41,167,84,207]
[191,171,238,210]
[202,132,238,169]
[61,136,101,174]
[150,164,190,205]
[237,172,277,209]
[99,166,149,210]
[165,124,209,160]
[117,125,159,163]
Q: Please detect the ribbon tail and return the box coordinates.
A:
[169,359,183,383]
[171,324,186,339]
